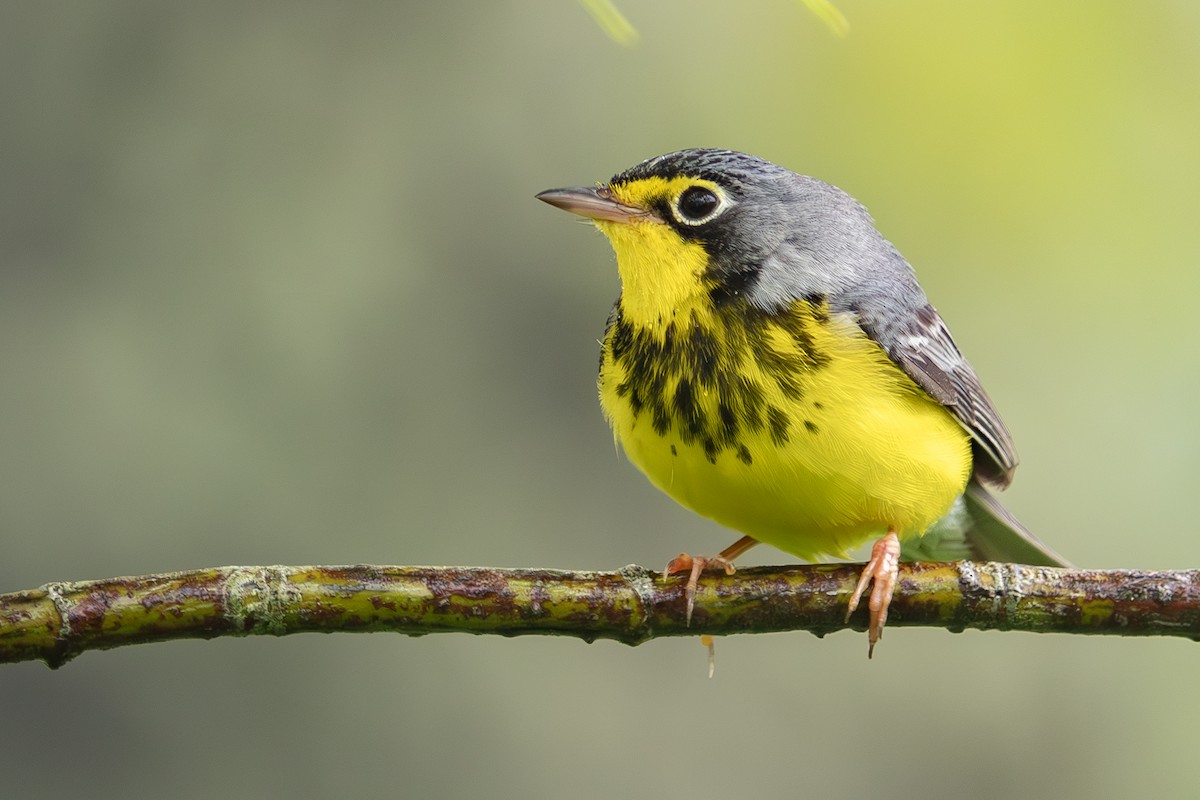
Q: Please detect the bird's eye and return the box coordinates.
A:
[674,185,723,225]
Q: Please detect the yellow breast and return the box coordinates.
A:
[599,298,971,560]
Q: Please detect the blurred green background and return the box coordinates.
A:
[3,2,1199,797]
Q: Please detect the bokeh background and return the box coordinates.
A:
[3,2,1199,797]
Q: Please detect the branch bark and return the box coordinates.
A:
[2,562,1198,668]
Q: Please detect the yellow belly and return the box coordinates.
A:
[599,300,971,560]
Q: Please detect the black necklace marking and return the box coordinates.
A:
[603,297,831,464]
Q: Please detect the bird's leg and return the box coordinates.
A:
[664,535,759,625]
[845,528,901,658]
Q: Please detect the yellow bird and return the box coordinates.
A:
[537,149,1067,655]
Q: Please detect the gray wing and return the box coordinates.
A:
[750,172,1018,486]
[862,303,1018,488]
[853,298,1071,565]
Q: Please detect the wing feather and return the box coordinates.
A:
[868,304,1017,488]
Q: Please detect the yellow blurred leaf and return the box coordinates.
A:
[580,0,640,47]
[797,0,850,38]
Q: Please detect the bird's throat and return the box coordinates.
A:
[596,219,711,329]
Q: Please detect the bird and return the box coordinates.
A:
[536,149,1068,656]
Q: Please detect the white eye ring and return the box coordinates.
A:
[671,184,728,226]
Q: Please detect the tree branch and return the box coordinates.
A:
[2,562,1198,668]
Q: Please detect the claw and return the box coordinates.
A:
[664,553,736,625]
[664,535,757,625]
[845,529,901,658]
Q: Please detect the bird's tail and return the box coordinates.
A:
[902,477,1071,567]
[960,477,1071,567]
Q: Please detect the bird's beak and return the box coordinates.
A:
[535,186,654,223]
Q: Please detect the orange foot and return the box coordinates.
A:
[845,529,901,659]
[663,534,758,625]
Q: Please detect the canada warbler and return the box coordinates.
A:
[537,149,1068,655]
